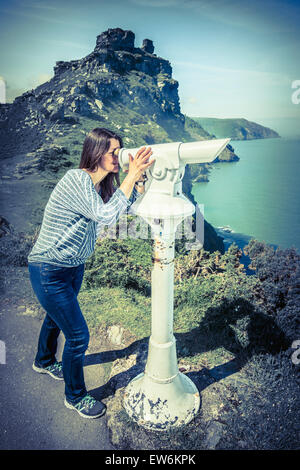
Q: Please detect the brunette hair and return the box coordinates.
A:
[79,127,122,202]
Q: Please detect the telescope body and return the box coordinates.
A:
[117,138,230,226]
[118,138,230,170]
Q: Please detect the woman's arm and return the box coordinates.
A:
[52,147,154,227]
[55,171,131,227]
[129,185,144,203]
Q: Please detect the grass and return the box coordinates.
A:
[78,285,151,338]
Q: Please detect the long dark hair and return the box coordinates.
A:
[79,128,122,203]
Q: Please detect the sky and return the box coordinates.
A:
[0,0,300,136]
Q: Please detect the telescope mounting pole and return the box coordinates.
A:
[123,222,201,431]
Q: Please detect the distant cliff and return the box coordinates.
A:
[192,117,280,140]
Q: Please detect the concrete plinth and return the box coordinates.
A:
[123,370,200,431]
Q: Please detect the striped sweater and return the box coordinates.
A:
[28,168,141,267]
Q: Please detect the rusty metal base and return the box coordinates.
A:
[123,371,201,431]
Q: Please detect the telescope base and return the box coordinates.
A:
[123,371,201,431]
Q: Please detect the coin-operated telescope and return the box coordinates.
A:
[118,139,230,235]
[117,138,230,431]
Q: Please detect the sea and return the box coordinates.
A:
[191,137,300,269]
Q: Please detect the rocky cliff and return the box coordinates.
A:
[0,28,235,252]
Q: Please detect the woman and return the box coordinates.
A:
[27,127,154,419]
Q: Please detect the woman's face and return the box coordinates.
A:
[98,138,120,174]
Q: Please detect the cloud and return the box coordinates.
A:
[33,73,53,86]
[129,0,181,6]
[16,0,62,10]
[0,6,69,25]
[0,3,90,28]
[186,96,198,104]
[129,0,300,34]
[41,38,90,50]
[5,84,27,103]
[4,72,53,102]
[173,61,292,87]
[188,0,300,34]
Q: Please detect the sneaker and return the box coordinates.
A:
[64,394,106,419]
[32,360,64,380]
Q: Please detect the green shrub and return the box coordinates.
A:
[83,236,152,294]
[244,240,300,340]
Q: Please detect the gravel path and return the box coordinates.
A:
[0,266,115,450]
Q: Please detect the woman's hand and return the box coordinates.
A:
[119,147,155,200]
[127,147,155,182]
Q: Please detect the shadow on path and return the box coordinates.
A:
[85,297,289,401]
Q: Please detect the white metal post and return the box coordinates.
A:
[146,234,177,382]
[123,231,200,431]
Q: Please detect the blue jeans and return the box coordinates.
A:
[28,262,88,404]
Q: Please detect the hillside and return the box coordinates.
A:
[0,28,239,253]
[192,117,280,140]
